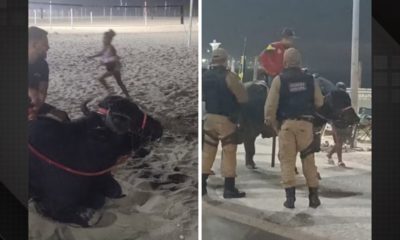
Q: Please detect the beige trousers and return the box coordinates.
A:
[202,114,237,177]
[278,120,319,188]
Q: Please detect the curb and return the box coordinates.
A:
[203,198,329,240]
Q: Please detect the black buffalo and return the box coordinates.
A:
[240,75,358,169]
[29,96,163,227]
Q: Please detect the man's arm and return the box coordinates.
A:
[264,75,281,131]
[314,80,324,109]
[37,81,49,103]
[226,72,248,103]
[28,88,44,112]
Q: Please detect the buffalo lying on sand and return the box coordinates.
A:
[29,96,163,227]
[240,74,359,169]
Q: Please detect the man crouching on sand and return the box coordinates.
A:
[28,26,69,122]
[88,29,131,99]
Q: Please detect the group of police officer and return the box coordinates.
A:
[202,28,323,208]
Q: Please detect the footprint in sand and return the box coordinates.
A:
[167,173,189,184]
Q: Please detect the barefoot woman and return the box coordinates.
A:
[88,29,131,98]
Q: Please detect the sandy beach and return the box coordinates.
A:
[28,28,198,240]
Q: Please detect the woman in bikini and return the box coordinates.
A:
[88,29,131,98]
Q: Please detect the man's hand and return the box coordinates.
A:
[28,106,38,121]
[265,118,279,133]
[29,91,44,112]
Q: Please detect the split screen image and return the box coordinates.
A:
[26,0,371,240]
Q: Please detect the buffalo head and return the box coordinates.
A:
[81,96,163,143]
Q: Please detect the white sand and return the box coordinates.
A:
[29,29,198,240]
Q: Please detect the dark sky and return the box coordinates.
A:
[203,0,371,87]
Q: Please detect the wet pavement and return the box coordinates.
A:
[203,211,291,240]
[203,136,371,240]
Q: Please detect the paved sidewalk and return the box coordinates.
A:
[203,210,291,240]
[203,136,371,240]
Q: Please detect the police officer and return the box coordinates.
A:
[264,48,324,208]
[259,28,298,86]
[202,48,248,198]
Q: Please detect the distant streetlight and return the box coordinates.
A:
[209,40,221,51]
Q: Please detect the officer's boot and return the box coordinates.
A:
[283,187,296,209]
[223,177,246,199]
[202,174,209,196]
[309,187,321,208]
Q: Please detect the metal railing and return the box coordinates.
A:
[28,1,186,27]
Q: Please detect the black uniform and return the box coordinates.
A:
[277,68,315,122]
[203,66,239,122]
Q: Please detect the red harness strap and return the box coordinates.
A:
[97,108,109,115]
[28,143,120,177]
[341,106,353,112]
[141,113,148,129]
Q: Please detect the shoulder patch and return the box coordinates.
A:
[288,82,307,92]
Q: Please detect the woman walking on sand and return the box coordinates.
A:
[88,29,131,98]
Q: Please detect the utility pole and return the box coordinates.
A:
[351,0,360,112]
[238,37,247,81]
[49,0,52,27]
[253,56,258,81]
[70,8,73,28]
[231,58,236,73]
[350,0,360,148]
[124,2,127,20]
[188,0,194,47]
[144,1,148,26]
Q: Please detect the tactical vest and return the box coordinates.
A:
[277,68,315,121]
[203,66,238,119]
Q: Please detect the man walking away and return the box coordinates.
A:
[202,48,248,199]
[264,48,324,209]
